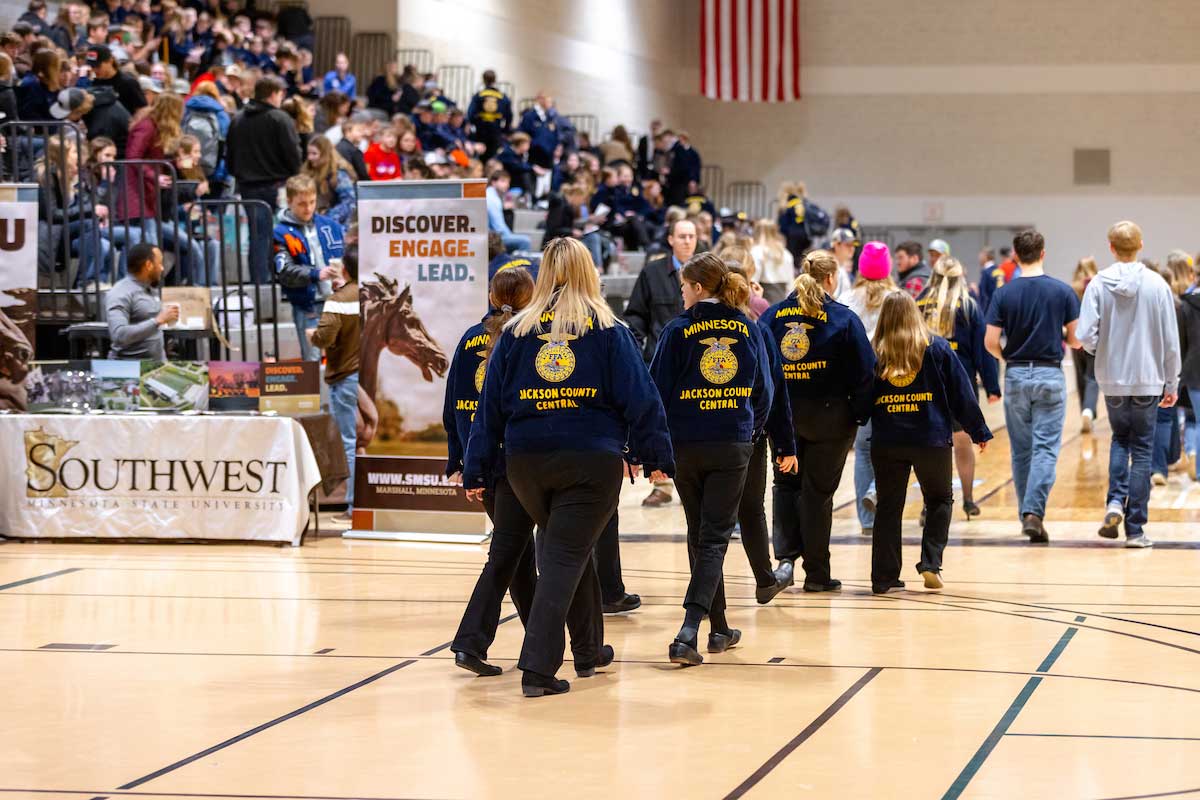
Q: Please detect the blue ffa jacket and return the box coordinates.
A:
[517,107,560,160]
[870,336,993,449]
[916,293,1001,398]
[488,252,541,282]
[978,263,1019,314]
[649,301,794,455]
[759,293,876,423]
[467,87,513,135]
[462,314,675,489]
[272,211,345,311]
[443,318,491,476]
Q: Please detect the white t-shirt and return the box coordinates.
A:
[751,243,795,285]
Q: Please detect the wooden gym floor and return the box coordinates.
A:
[4,399,1200,799]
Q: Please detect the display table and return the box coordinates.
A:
[0,414,321,545]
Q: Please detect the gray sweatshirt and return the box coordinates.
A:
[1077,261,1181,396]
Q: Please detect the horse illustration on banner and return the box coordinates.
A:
[0,291,33,412]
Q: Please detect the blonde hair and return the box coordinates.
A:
[853,273,898,312]
[793,249,838,316]
[873,292,929,383]
[682,252,750,310]
[1072,256,1098,299]
[148,92,184,153]
[510,237,617,338]
[922,257,974,338]
[719,245,756,280]
[1165,250,1194,297]
[1108,220,1143,260]
[752,218,786,263]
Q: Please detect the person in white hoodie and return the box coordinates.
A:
[1076,221,1181,547]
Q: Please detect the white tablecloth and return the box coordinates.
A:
[1,414,321,545]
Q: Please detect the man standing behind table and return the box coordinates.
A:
[1077,220,1181,548]
[273,175,344,361]
[985,229,1080,544]
[106,244,177,360]
[310,244,360,522]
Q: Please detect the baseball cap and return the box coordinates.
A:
[50,88,88,119]
[137,75,164,94]
[85,44,113,67]
[424,151,448,166]
[430,100,448,114]
[831,228,856,245]
[225,64,244,79]
[858,242,892,281]
[928,238,950,255]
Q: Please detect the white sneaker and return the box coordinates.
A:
[1081,408,1094,433]
[1152,473,1168,486]
[1125,535,1154,548]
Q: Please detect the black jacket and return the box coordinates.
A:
[83,86,131,156]
[1179,293,1200,388]
[544,192,579,241]
[0,81,17,124]
[623,252,683,363]
[92,70,147,116]
[336,137,370,182]
[227,100,302,187]
[18,11,47,34]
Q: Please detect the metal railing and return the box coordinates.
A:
[437,65,474,110]
[517,96,538,113]
[313,16,351,75]
[495,80,515,100]
[567,114,599,147]
[722,181,769,220]
[701,164,725,203]
[350,32,395,100]
[397,48,434,75]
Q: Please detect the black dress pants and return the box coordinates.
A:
[771,398,855,583]
[507,451,623,677]
[450,477,538,660]
[871,444,954,585]
[737,436,776,588]
[594,510,626,604]
[674,442,754,617]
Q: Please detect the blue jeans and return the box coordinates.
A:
[71,224,112,285]
[854,422,876,529]
[1190,388,1200,455]
[292,303,323,361]
[501,231,531,252]
[1106,395,1158,538]
[328,373,359,509]
[1151,404,1180,477]
[1003,365,1066,519]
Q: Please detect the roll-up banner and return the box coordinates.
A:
[349,179,489,543]
[0,185,39,413]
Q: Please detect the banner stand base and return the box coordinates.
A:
[343,530,489,545]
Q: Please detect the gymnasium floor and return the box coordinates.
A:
[5,401,1200,799]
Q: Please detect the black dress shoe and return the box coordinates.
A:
[1023,513,1049,544]
[669,639,704,666]
[521,671,570,697]
[602,593,642,614]
[454,651,502,677]
[576,644,615,677]
[773,560,795,589]
[803,578,842,593]
[963,500,981,519]
[707,629,741,653]
[872,579,906,595]
[755,577,788,605]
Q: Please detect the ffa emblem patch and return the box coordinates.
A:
[535,334,577,382]
[482,96,498,113]
[888,372,917,388]
[780,323,813,361]
[474,351,487,393]
[698,337,739,384]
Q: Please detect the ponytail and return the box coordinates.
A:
[681,251,749,310]
[484,267,535,361]
[923,256,973,338]
[794,249,838,316]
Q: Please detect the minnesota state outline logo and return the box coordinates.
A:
[698,337,739,384]
[780,322,813,361]
[535,334,577,383]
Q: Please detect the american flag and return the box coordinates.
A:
[700,0,801,102]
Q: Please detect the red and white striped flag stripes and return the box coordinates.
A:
[700,0,801,102]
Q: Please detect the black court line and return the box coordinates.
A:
[722,668,882,799]
[40,643,115,651]
[420,611,519,657]
[941,626,1078,799]
[116,659,418,789]
[1094,789,1200,800]
[313,648,334,655]
[768,657,785,663]
[0,790,425,800]
[0,567,82,591]
[1006,733,1200,742]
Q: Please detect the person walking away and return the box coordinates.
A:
[870,293,992,593]
[650,253,798,665]
[751,218,795,303]
[466,70,511,162]
[1150,253,1192,483]
[1071,257,1101,432]
[760,250,876,592]
[840,242,899,536]
[918,257,1001,518]
[830,228,857,298]
[462,237,674,698]
[985,229,1080,543]
[310,244,360,522]
[979,246,1019,314]
[1077,221,1180,547]
[272,175,343,361]
[1177,255,1200,481]
[624,217,697,507]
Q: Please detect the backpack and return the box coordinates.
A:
[182,108,222,176]
[802,199,830,241]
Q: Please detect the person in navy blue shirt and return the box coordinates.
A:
[650,253,797,666]
[446,267,538,677]
[516,92,560,169]
[917,257,1001,519]
[463,237,674,697]
[869,292,992,594]
[466,70,512,161]
[759,250,876,592]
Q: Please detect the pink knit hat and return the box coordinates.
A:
[858,242,892,281]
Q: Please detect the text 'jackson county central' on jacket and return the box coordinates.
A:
[461,312,675,490]
[273,209,345,311]
[649,300,795,456]
[870,335,993,449]
[758,292,876,424]
[1077,261,1182,397]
